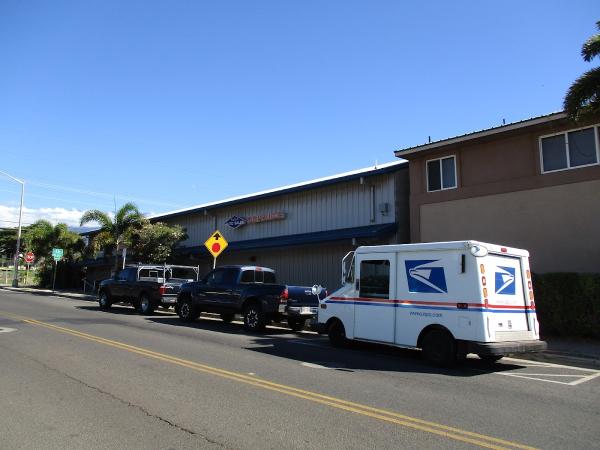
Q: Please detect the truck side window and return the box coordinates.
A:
[359,260,390,299]
[240,270,254,283]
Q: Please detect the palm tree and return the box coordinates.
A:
[564,21,600,119]
[80,202,145,271]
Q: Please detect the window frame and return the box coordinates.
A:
[426,155,457,192]
[539,124,600,174]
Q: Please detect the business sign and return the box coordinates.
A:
[495,266,516,295]
[225,212,286,229]
[204,230,228,258]
[51,248,64,262]
[405,260,448,294]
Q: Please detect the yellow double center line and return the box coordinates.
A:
[3,312,535,450]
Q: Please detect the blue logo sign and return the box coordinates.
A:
[225,216,247,229]
[495,266,516,295]
[405,260,448,294]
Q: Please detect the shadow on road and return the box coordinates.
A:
[145,313,524,377]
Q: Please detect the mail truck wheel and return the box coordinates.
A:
[243,303,266,332]
[178,299,200,322]
[98,291,112,310]
[328,320,347,347]
[288,317,306,332]
[137,294,155,315]
[422,329,457,367]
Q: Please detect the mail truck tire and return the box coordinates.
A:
[178,299,200,322]
[478,354,503,363]
[220,313,235,323]
[328,319,347,347]
[422,329,457,367]
[137,294,155,315]
[288,317,306,332]
[243,303,266,332]
[98,291,112,310]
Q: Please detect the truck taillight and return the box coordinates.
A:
[159,285,166,295]
[279,288,289,303]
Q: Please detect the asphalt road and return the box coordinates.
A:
[0,290,598,449]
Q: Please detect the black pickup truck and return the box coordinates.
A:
[285,285,327,331]
[176,265,289,331]
[98,265,199,314]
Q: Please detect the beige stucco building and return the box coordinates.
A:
[395,112,600,273]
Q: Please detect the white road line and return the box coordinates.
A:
[569,371,600,386]
[503,357,600,373]
[496,373,576,385]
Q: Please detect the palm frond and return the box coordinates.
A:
[582,33,600,62]
[80,210,113,230]
[563,66,600,119]
[115,202,142,225]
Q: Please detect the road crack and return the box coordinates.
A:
[0,342,230,448]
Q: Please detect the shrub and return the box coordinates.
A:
[533,273,600,339]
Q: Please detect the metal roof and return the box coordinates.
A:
[394,111,568,157]
[150,160,407,221]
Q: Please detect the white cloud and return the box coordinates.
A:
[0,205,86,228]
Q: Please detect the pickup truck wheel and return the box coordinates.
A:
[422,329,457,367]
[178,299,200,322]
[137,294,155,315]
[98,291,112,310]
[328,320,347,347]
[288,317,306,332]
[243,304,266,332]
[220,313,235,323]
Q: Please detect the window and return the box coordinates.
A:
[240,269,277,284]
[540,125,599,173]
[427,156,456,191]
[359,260,390,299]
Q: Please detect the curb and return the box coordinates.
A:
[0,286,97,302]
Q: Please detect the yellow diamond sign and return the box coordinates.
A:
[204,230,228,258]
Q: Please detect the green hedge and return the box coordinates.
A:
[533,273,600,339]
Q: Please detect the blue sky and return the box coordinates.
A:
[0,1,597,227]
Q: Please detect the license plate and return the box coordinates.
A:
[278,304,286,313]
[300,307,313,314]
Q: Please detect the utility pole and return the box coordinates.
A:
[0,170,25,287]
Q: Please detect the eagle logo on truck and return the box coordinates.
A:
[495,266,516,295]
[405,260,448,294]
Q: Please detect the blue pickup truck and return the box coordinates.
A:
[176,265,323,332]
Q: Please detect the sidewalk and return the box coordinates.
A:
[2,286,599,368]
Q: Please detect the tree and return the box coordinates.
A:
[24,221,84,263]
[564,20,600,120]
[128,222,186,263]
[0,227,25,261]
[23,220,85,287]
[79,202,145,271]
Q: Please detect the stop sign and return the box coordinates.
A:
[24,252,35,264]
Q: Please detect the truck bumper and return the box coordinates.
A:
[464,340,547,356]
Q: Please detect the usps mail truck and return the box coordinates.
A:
[316,241,547,366]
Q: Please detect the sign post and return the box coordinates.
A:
[204,230,228,269]
[51,248,64,291]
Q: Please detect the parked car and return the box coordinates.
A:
[285,285,327,331]
[176,265,290,331]
[98,264,200,314]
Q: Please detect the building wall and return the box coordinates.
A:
[420,179,600,273]
[164,171,404,247]
[161,166,409,289]
[404,116,600,273]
